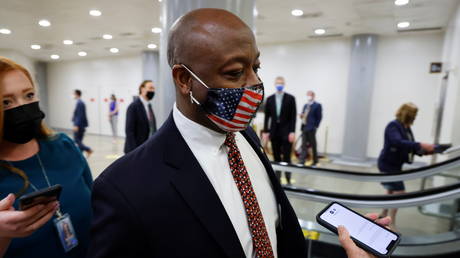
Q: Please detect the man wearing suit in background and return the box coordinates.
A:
[88,9,308,258]
[123,80,156,154]
[298,90,322,166]
[72,89,92,156]
[262,77,296,185]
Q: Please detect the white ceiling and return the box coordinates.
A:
[0,0,458,61]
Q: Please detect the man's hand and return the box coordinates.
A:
[0,194,59,238]
[73,126,79,132]
[338,213,392,258]
[288,132,295,143]
[262,132,270,143]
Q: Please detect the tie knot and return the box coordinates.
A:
[224,132,236,147]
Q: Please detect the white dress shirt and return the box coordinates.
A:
[173,103,279,258]
[139,96,153,118]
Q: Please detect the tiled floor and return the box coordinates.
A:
[72,132,455,237]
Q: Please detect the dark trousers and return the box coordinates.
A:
[271,130,292,183]
[74,128,91,152]
[299,129,318,164]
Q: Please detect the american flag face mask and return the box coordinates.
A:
[182,64,264,132]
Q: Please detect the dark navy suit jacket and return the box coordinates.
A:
[124,98,151,154]
[72,99,88,128]
[89,114,307,258]
[301,102,322,132]
[263,93,297,138]
[378,120,421,171]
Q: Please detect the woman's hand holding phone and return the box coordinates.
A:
[338,213,392,258]
[0,193,58,238]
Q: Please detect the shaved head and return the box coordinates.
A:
[167,8,253,68]
[169,8,260,133]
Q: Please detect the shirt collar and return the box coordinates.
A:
[173,103,227,154]
[139,96,151,106]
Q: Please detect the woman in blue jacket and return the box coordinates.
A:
[378,103,434,229]
[0,57,92,257]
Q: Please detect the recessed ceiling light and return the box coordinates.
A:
[102,34,113,39]
[89,9,102,16]
[109,48,119,53]
[397,21,410,28]
[63,40,74,45]
[50,54,60,60]
[0,28,11,35]
[30,44,41,50]
[394,0,409,6]
[78,51,87,57]
[291,9,304,17]
[158,0,162,2]
[147,44,157,49]
[151,27,162,33]
[38,19,51,27]
[314,28,326,35]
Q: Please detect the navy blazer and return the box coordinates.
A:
[378,120,421,171]
[72,99,88,128]
[301,102,322,132]
[124,98,152,154]
[263,93,297,138]
[89,114,307,258]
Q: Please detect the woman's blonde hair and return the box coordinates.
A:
[0,57,53,139]
[0,57,53,197]
[396,102,418,126]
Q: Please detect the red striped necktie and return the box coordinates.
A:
[224,132,274,258]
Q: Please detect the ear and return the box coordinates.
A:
[172,64,192,95]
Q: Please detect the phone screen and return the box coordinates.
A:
[319,203,398,255]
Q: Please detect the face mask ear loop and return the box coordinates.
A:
[181,64,210,106]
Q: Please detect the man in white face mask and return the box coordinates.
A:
[299,90,322,166]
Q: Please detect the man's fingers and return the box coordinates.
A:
[375,216,392,227]
[0,194,15,211]
[364,213,379,221]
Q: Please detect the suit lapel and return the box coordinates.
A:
[163,115,246,258]
[280,93,289,118]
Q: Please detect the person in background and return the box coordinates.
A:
[123,80,156,154]
[0,57,93,257]
[378,103,434,230]
[72,89,93,157]
[108,94,119,142]
[298,90,322,166]
[263,76,296,184]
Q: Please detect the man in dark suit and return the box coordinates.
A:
[299,90,322,166]
[123,80,156,154]
[89,9,306,258]
[262,76,296,184]
[89,8,388,258]
[72,89,92,156]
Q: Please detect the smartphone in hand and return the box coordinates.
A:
[316,202,400,257]
[19,184,62,210]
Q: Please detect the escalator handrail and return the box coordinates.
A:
[272,155,460,182]
[283,181,460,208]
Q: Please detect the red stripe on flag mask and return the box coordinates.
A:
[181,64,264,132]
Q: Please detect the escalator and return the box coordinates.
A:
[271,155,460,257]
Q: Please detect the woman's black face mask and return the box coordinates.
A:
[3,102,45,144]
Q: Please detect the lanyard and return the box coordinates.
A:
[6,154,64,218]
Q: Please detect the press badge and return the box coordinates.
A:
[54,213,79,252]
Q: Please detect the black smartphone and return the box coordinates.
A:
[316,202,400,257]
[19,184,62,210]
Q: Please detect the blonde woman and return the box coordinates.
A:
[0,57,92,257]
[377,103,434,229]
